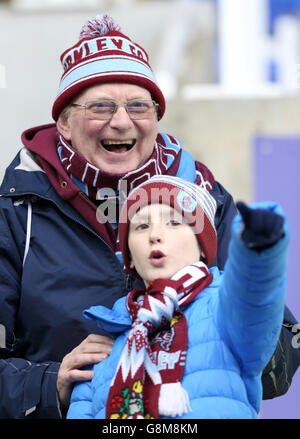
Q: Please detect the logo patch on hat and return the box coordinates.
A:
[177,190,197,213]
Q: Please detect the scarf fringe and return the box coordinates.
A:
[159,382,192,417]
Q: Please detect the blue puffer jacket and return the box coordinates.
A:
[0,124,237,418]
[67,203,289,419]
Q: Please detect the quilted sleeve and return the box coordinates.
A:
[67,379,94,419]
[217,202,289,377]
[0,196,61,418]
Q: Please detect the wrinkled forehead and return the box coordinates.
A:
[75,82,152,102]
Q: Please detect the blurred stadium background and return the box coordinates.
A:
[0,0,299,419]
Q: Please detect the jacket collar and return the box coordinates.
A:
[82,267,220,335]
[84,296,131,334]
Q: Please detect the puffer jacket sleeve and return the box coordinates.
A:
[67,379,93,419]
[208,182,299,399]
[216,203,289,395]
[0,197,61,418]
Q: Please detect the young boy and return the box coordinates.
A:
[67,175,289,419]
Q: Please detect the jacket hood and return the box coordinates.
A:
[0,123,81,202]
[22,123,56,144]
[21,123,62,170]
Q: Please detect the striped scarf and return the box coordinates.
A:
[57,133,181,203]
[55,133,215,259]
[106,261,213,419]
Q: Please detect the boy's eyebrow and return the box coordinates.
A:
[130,211,183,225]
[130,213,150,223]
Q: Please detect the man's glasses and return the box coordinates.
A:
[70,99,159,120]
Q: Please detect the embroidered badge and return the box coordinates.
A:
[109,380,154,419]
[177,190,197,213]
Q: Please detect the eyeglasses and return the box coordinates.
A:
[70,99,159,120]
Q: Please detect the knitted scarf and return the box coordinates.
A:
[55,132,215,257]
[57,133,181,202]
[106,261,213,419]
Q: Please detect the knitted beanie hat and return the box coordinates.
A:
[119,175,217,276]
[52,14,165,121]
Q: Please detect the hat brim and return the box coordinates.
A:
[52,74,166,121]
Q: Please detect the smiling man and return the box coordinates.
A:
[0,13,298,419]
[57,83,159,175]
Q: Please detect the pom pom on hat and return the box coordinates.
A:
[79,14,121,39]
[52,14,165,121]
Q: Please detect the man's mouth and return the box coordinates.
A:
[149,250,166,267]
[101,139,136,153]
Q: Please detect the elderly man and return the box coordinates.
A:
[0,14,298,418]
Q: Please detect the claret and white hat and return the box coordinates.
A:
[119,175,217,276]
[52,14,165,121]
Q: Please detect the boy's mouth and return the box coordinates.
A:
[101,139,136,153]
[149,250,166,266]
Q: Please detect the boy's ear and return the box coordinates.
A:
[56,112,72,141]
[129,260,135,269]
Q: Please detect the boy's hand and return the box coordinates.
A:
[236,201,284,250]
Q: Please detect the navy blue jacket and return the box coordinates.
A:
[0,126,298,418]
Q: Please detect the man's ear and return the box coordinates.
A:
[128,250,135,269]
[56,111,72,141]
[129,260,135,269]
[200,250,206,261]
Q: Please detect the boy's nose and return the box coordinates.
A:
[149,223,163,244]
[150,235,161,244]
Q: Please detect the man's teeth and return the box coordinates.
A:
[101,139,135,152]
[102,140,134,146]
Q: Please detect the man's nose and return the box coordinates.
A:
[109,106,133,129]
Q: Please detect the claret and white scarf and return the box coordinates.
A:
[106,261,213,419]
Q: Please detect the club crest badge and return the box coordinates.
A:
[177,190,197,213]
